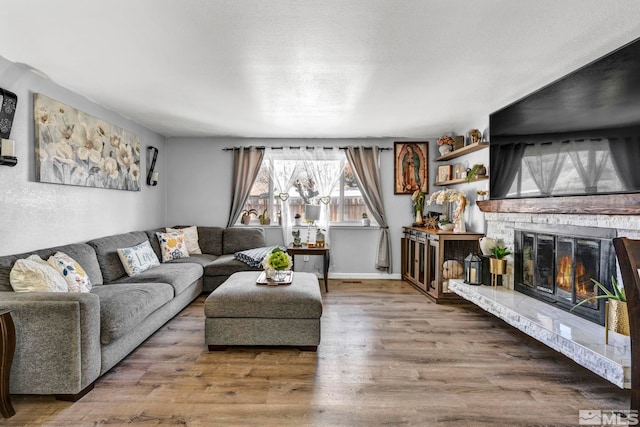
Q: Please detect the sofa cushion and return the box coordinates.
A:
[223,227,266,255]
[195,226,224,256]
[111,263,203,296]
[169,254,217,268]
[144,228,165,260]
[205,254,262,277]
[91,283,173,345]
[0,243,103,292]
[88,232,150,283]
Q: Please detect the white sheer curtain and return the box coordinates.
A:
[568,140,609,193]
[266,148,302,246]
[523,143,567,196]
[300,148,345,244]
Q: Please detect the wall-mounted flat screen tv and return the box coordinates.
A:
[489,37,640,200]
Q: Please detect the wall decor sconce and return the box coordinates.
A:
[146,146,159,186]
[0,139,17,167]
[0,88,18,167]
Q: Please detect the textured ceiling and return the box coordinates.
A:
[1,0,640,138]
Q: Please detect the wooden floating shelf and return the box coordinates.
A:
[436,141,489,161]
[477,193,640,215]
[435,175,489,186]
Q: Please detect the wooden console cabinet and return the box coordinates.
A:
[401,226,482,303]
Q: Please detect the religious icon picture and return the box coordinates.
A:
[437,165,452,184]
[394,141,428,194]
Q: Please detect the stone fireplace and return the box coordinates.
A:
[513,224,616,325]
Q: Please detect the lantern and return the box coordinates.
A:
[464,253,483,285]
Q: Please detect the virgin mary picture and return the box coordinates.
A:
[394,142,428,194]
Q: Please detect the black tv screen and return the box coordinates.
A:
[489,37,640,200]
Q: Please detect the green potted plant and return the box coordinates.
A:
[571,277,628,343]
[465,164,487,183]
[489,245,512,274]
[361,212,370,227]
[240,209,257,225]
[261,247,293,282]
[258,208,270,225]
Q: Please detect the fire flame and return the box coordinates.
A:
[556,255,595,302]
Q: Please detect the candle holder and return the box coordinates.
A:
[0,139,17,167]
[146,146,159,186]
[464,253,483,285]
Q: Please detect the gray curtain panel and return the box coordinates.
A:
[345,146,391,272]
[227,147,265,227]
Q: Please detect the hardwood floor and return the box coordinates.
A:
[2,280,630,426]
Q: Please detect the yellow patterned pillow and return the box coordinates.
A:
[166,226,202,255]
[47,252,92,292]
[156,231,190,262]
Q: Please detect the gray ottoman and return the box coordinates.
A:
[204,271,323,351]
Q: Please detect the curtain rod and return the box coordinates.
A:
[222,146,392,151]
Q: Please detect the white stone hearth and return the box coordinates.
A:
[448,279,631,389]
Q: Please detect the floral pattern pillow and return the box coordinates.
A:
[47,252,92,292]
[156,231,190,262]
[166,226,202,255]
[117,241,160,276]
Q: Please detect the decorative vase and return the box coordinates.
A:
[414,210,423,225]
[605,300,630,344]
[489,258,507,275]
[439,144,453,156]
[454,216,466,233]
[479,237,496,256]
[265,268,275,279]
[273,269,289,282]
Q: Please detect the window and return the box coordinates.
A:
[241,152,370,224]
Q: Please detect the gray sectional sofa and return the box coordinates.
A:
[0,226,265,400]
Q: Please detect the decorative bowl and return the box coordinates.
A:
[439,223,454,231]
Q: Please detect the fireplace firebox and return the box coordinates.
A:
[514,224,617,325]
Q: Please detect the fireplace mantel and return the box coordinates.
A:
[477,193,640,215]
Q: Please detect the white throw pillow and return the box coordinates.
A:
[10,255,69,293]
[166,226,202,255]
[47,252,92,293]
[117,240,160,276]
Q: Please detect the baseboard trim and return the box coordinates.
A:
[328,273,402,280]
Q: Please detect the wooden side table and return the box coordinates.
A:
[287,244,330,292]
[0,310,15,418]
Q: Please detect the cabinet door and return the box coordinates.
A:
[428,237,438,293]
[415,236,428,291]
[401,236,407,277]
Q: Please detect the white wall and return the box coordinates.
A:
[0,57,167,256]
[165,137,436,277]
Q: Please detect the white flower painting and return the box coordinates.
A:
[34,94,140,191]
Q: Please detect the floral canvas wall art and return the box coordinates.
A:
[34,93,140,191]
